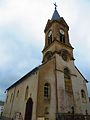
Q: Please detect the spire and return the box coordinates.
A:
[51,3,60,20]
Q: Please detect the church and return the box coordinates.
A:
[3,4,90,120]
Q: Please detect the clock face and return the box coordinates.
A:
[60,29,64,35]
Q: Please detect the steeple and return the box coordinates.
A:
[51,3,60,20]
[42,4,74,63]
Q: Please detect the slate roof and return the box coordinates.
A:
[51,8,60,20]
[75,66,88,83]
[6,66,40,90]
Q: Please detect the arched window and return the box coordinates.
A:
[48,30,52,45]
[60,29,65,43]
[81,89,86,103]
[64,68,73,93]
[64,68,70,79]
[16,90,19,98]
[44,83,50,99]
[25,86,29,100]
[10,93,13,103]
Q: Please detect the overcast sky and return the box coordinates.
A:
[0,0,90,101]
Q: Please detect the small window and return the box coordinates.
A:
[48,30,52,45]
[25,86,29,100]
[10,93,13,103]
[81,89,86,103]
[60,29,65,43]
[44,83,50,99]
[16,90,19,98]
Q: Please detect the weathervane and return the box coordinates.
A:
[54,2,57,10]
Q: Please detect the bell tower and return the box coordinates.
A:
[42,4,74,63]
[41,5,75,114]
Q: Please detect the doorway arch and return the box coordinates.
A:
[24,97,33,120]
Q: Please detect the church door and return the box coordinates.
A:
[24,97,33,120]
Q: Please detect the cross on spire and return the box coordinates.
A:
[54,2,57,10]
[52,2,60,20]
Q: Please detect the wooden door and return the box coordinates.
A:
[24,97,33,120]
